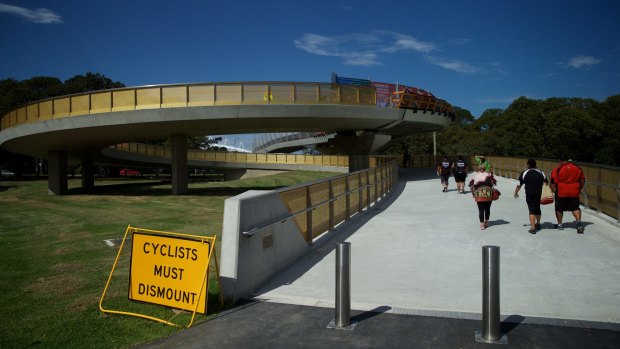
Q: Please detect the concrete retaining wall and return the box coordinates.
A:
[220,190,310,303]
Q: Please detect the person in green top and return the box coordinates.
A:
[475,155,490,172]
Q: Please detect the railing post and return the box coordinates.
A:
[345,175,351,219]
[616,179,620,224]
[476,245,507,344]
[366,170,370,210]
[357,173,362,214]
[329,180,335,230]
[596,168,602,214]
[374,168,378,202]
[335,242,351,327]
[306,186,313,243]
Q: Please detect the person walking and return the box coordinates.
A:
[437,156,452,192]
[453,155,468,194]
[514,159,548,234]
[550,155,586,233]
[469,164,497,230]
[402,149,410,168]
[475,155,490,172]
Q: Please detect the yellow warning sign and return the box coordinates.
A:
[99,225,220,327]
[129,232,212,313]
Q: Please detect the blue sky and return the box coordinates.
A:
[1,0,619,148]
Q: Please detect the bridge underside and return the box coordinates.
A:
[1,104,450,195]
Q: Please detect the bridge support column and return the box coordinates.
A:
[328,132,391,172]
[171,134,188,195]
[48,150,68,195]
[81,157,95,191]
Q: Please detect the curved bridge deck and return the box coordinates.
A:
[253,168,620,326]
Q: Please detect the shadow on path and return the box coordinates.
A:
[253,171,409,294]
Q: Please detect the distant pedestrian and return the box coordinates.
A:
[469,164,497,230]
[514,159,548,234]
[453,155,468,193]
[475,155,490,172]
[550,155,586,233]
[403,150,410,168]
[437,156,452,192]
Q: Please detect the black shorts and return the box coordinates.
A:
[526,199,541,215]
[555,197,580,212]
[454,172,467,182]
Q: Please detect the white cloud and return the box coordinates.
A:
[385,32,436,53]
[0,3,62,23]
[293,31,436,67]
[564,55,601,69]
[293,31,490,74]
[425,55,479,74]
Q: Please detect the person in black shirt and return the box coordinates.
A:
[452,155,468,194]
[437,156,452,192]
[514,159,548,234]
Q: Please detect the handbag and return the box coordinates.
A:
[492,188,501,201]
[541,184,554,205]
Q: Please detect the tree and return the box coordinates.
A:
[62,72,124,94]
[187,136,226,151]
[380,94,619,167]
[0,73,125,175]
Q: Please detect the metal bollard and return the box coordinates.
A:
[335,242,351,327]
[476,245,507,344]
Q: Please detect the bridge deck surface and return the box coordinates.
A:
[254,168,620,325]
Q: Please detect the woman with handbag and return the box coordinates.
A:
[469,164,497,230]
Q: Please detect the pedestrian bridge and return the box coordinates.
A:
[0,81,452,194]
[221,167,620,327]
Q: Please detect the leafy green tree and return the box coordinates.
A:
[187,136,227,151]
[596,95,620,165]
[381,94,619,166]
[0,77,63,116]
[62,72,124,94]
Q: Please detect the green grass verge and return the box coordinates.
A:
[0,171,335,349]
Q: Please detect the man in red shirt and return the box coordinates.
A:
[550,155,586,233]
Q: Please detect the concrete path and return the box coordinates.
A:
[253,169,620,326]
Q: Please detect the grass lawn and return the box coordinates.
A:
[0,171,335,349]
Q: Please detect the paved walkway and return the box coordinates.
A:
[254,169,620,325]
[140,168,620,348]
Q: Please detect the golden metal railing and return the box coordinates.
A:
[113,143,350,167]
[1,82,377,130]
[404,154,620,223]
[484,156,620,223]
[243,160,399,243]
[112,142,398,169]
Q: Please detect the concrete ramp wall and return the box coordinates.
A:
[220,190,309,303]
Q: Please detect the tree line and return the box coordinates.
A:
[384,95,620,167]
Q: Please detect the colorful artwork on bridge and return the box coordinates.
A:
[332,73,435,108]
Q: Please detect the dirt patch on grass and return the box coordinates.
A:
[68,293,100,312]
[51,261,87,273]
[52,246,79,256]
[24,271,85,296]
[56,231,91,242]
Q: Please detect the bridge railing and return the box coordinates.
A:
[247,159,399,243]
[404,154,620,223]
[485,156,620,224]
[112,142,397,170]
[0,82,378,131]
